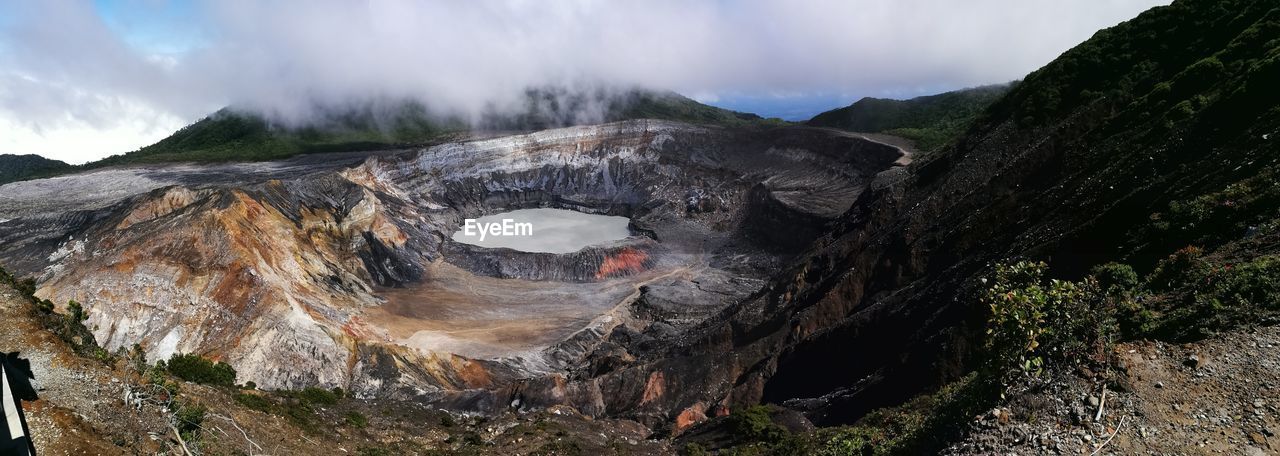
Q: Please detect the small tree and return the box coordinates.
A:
[166,353,237,387]
[983,261,1115,387]
[67,299,87,322]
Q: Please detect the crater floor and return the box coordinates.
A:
[361,260,696,360]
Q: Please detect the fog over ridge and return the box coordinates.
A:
[0,0,1169,162]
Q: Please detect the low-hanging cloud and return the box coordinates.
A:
[0,0,1168,163]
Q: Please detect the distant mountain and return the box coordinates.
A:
[94,102,468,166]
[92,88,776,167]
[807,84,1012,151]
[481,87,777,131]
[0,154,73,186]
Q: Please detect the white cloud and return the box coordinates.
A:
[0,103,184,165]
[0,0,1170,162]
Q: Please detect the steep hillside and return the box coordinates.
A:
[0,272,671,455]
[762,0,1279,425]
[807,84,1011,151]
[0,154,73,185]
[579,0,1280,450]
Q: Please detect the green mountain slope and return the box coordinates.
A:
[0,154,74,186]
[95,102,467,166]
[94,88,775,167]
[806,84,1011,151]
[482,87,776,131]
[774,0,1280,416]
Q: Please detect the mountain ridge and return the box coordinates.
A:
[807,83,1012,151]
[0,154,73,186]
[0,88,780,185]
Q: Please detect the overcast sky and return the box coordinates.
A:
[0,0,1169,164]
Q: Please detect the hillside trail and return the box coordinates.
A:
[0,284,170,454]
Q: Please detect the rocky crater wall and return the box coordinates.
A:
[0,120,907,409]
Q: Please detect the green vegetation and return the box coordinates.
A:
[233,392,274,413]
[1106,248,1280,341]
[0,154,73,185]
[810,373,991,456]
[601,89,784,128]
[165,353,237,387]
[806,84,1011,151]
[345,410,369,428]
[707,374,993,455]
[231,386,346,434]
[174,400,208,444]
[0,266,109,360]
[1142,164,1280,252]
[988,0,1280,134]
[296,386,341,405]
[982,261,1116,387]
[357,447,393,456]
[93,103,466,166]
[727,405,788,444]
[763,249,1260,456]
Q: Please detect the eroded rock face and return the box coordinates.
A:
[0,120,903,414]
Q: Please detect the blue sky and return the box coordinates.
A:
[93,0,206,55]
[0,0,1169,163]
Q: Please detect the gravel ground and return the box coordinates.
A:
[0,286,170,454]
[945,325,1280,455]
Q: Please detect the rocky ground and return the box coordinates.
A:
[945,325,1280,455]
[1,281,675,455]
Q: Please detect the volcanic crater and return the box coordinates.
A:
[0,120,905,410]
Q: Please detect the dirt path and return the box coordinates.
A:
[946,325,1280,455]
[1115,326,1280,454]
[806,127,916,166]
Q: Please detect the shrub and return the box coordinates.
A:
[345,411,369,428]
[1150,254,1280,339]
[728,405,787,444]
[234,392,274,413]
[90,346,113,364]
[166,353,237,387]
[127,343,148,372]
[1209,256,1280,313]
[1090,262,1139,293]
[1145,246,1210,291]
[66,299,87,322]
[811,373,991,456]
[681,442,709,456]
[983,261,1115,386]
[816,426,878,456]
[357,447,392,456]
[530,438,580,455]
[297,387,340,405]
[174,400,207,442]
